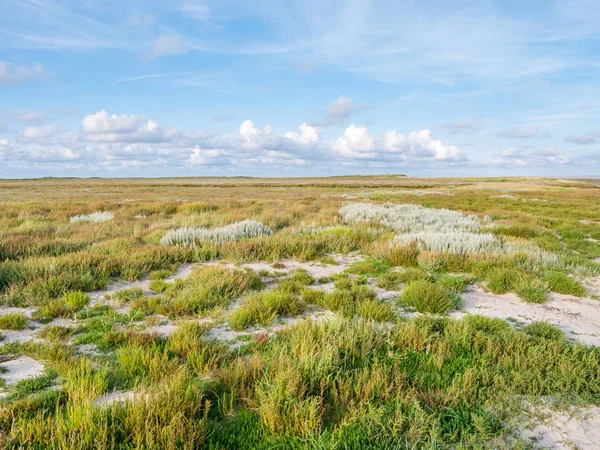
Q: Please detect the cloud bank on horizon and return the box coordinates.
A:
[1,0,599,177]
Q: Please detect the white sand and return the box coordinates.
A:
[0,356,45,385]
[451,286,600,346]
[521,405,600,449]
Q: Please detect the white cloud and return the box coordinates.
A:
[284,123,320,145]
[81,110,179,143]
[331,126,461,162]
[18,125,56,141]
[382,130,461,160]
[0,61,46,85]
[146,34,186,60]
[496,126,540,139]
[239,120,319,154]
[331,125,376,159]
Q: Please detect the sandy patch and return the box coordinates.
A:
[205,254,363,280]
[521,405,600,449]
[451,286,600,346]
[0,307,37,319]
[0,356,45,385]
[94,390,144,407]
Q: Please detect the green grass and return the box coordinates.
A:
[542,271,587,297]
[1,177,600,449]
[0,313,28,330]
[522,321,566,340]
[398,280,455,314]
[34,291,90,319]
[228,289,305,331]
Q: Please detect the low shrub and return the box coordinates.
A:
[398,280,454,314]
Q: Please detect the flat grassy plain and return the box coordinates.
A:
[1,176,600,449]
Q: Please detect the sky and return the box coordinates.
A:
[1,0,599,178]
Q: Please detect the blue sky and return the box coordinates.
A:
[1,0,599,178]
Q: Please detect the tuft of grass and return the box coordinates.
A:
[0,313,29,330]
[374,271,403,290]
[229,289,305,331]
[37,325,78,342]
[522,321,566,340]
[149,280,167,293]
[542,271,586,297]
[436,274,473,293]
[35,291,90,319]
[148,269,172,280]
[355,299,396,322]
[398,280,454,314]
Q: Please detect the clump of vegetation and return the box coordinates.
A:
[522,321,566,340]
[0,313,28,330]
[35,291,90,319]
[161,220,273,246]
[542,271,586,297]
[398,280,456,314]
[229,289,305,331]
[70,211,114,223]
[160,266,263,316]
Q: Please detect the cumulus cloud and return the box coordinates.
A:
[331,125,375,158]
[0,61,46,85]
[496,126,539,139]
[239,120,320,154]
[565,131,597,145]
[438,118,483,134]
[331,126,461,162]
[310,96,358,126]
[2,110,471,174]
[81,110,179,143]
[145,34,186,60]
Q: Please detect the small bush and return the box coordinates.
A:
[522,322,565,340]
[398,280,454,314]
[0,313,28,330]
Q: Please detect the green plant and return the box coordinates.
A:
[398,280,454,314]
[522,321,566,340]
[542,271,586,297]
[0,313,28,330]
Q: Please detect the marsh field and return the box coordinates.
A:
[1,176,600,449]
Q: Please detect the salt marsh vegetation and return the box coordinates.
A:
[1,176,600,449]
